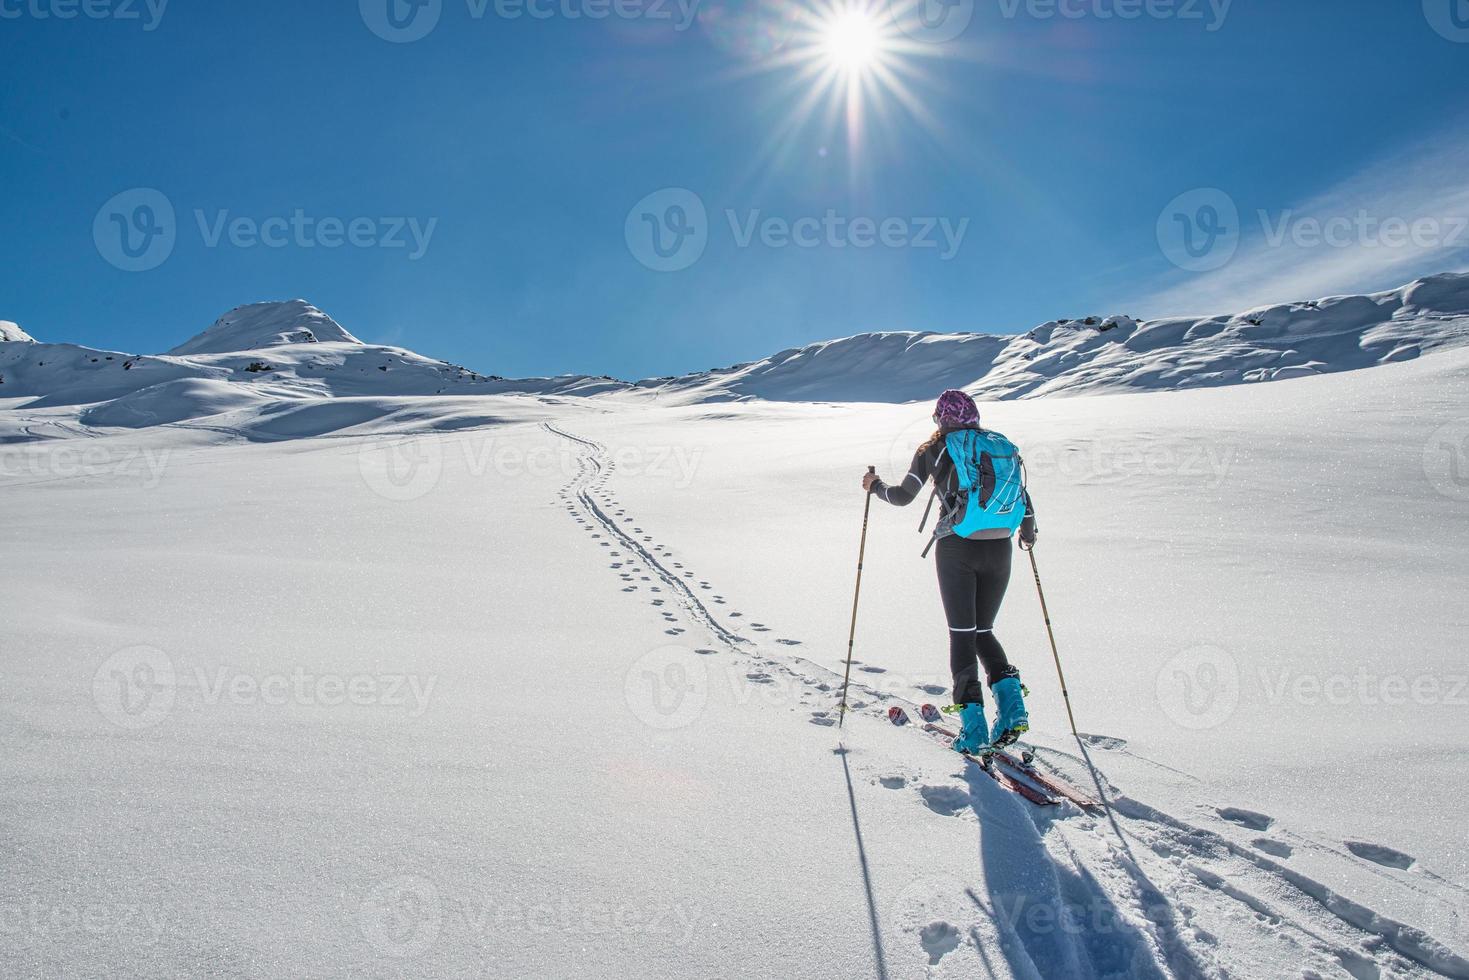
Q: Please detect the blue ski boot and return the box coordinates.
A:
[990,672,1030,748]
[951,701,991,755]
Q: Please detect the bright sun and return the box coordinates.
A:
[823,10,883,72]
[741,0,948,175]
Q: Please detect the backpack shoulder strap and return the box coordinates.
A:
[945,430,981,491]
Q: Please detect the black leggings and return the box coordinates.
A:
[935,535,1015,705]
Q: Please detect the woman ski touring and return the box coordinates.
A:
[862,389,1038,756]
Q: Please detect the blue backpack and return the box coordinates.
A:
[944,429,1027,537]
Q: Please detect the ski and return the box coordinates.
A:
[887,707,1059,807]
[921,724,1060,806]
[917,704,1101,810]
[993,750,1101,810]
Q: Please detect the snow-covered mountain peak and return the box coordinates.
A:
[166,300,362,356]
[1,320,35,343]
[636,273,1469,403]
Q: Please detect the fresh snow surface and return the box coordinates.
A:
[3,277,1468,978]
[0,320,34,343]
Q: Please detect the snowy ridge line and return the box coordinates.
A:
[1110,795,1469,978]
[628,271,1469,403]
[545,422,749,650]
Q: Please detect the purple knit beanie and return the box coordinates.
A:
[934,389,979,428]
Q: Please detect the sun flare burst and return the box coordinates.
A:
[729,0,955,181]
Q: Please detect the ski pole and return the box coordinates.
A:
[1027,546,1080,739]
[838,466,876,727]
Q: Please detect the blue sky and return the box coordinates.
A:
[2,0,1467,379]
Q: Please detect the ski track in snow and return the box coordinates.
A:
[545,422,748,649]
[546,421,1469,980]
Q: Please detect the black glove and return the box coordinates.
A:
[1018,518,1038,551]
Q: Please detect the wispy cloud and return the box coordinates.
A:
[1133,129,1469,317]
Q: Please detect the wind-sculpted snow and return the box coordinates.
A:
[632,272,1469,403]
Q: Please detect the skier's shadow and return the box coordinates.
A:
[963,767,1208,979]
